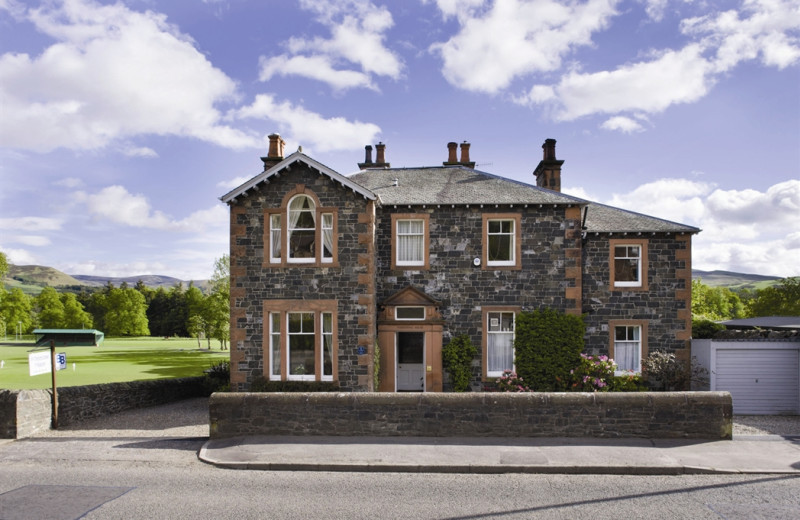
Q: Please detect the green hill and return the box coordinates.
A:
[692,270,784,290]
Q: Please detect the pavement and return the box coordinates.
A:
[199,433,800,475]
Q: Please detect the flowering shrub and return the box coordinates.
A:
[568,354,616,392]
[495,370,530,392]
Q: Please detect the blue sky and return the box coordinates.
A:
[1,0,798,281]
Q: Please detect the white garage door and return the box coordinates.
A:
[712,343,800,415]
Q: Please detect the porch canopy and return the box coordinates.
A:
[34,329,105,347]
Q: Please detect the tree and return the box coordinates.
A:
[747,277,800,317]
[0,251,8,279]
[61,293,93,329]
[207,255,230,350]
[691,279,745,321]
[0,288,34,335]
[102,287,149,336]
[36,286,65,328]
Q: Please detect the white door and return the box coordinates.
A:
[712,343,800,415]
[396,332,424,392]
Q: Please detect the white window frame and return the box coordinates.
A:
[269,214,282,264]
[269,312,281,377]
[395,218,425,266]
[486,219,515,266]
[486,311,515,377]
[613,325,642,375]
[287,312,316,381]
[613,244,642,287]
[321,312,333,381]
[321,213,334,263]
[395,306,425,320]
[287,195,317,264]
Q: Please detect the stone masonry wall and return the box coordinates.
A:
[0,389,52,439]
[582,234,692,359]
[375,204,581,385]
[229,162,374,391]
[0,378,206,438]
[209,391,733,440]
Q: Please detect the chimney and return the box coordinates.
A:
[357,145,373,170]
[443,142,458,166]
[459,141,475,169]
[374,142,390,168]
[533,138,564,192]
[261,133,286,170]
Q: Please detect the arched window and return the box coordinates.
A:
[288,195,316,262]
[267,188,336,266]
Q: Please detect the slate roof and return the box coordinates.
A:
[348,166,699,234]
[583,202,700,234]
[348,166,585,206]
[719,316,800,330]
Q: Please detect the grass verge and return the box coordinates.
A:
[0,336,229,390]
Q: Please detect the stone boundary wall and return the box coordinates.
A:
[1,377,207,439]
[209,391,733,440]
[0,389,52,439]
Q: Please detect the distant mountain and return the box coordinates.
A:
[692,269,784,290]
[3,264,207,295]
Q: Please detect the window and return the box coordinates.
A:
[482,214,521,269]
[265,187,338,267]
[391,214,429,270]
[395,306,425,320]
[288,195,316,262]
[269,214,281,263]
[609,320,647,375]
[609,239,648,290]
[483,308,518,378]
[264,300,337,382]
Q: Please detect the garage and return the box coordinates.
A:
[711,342,800,415]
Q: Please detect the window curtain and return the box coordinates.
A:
[322,312,333,377]
[397,220,423,263]
[615,327,640,372]
[270,215,281,260]
[322,214,333,259]
[487,332,513,373]
[288,196,316,259]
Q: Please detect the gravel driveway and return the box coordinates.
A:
[34,397,800,438]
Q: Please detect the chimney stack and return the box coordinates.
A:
[533,138,564,192]
[358,145,374,170]
[459,141,475,169]
[374,142,390,167]
[261,133,286,170]
[445,142,458,165]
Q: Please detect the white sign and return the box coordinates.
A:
[29,351,51,376]
[56,353,67,371]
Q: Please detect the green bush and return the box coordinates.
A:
[248,377,339,392]
[642,350,708,391]
[608,373,647,392]
[514,308,585,391]
[442,334,477,392]
[202,360,230,394]
[692,318,725,339]
[565,354,615,392]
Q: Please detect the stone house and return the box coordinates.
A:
[221,135,699,392]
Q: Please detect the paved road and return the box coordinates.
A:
[1,398,799,519]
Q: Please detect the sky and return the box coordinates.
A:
[0,0,798,282]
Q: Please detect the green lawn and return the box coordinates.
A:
[0,337,229,390]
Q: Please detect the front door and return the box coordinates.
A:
[396,332,424,391]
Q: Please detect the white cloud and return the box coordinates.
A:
[0,216,63,231]
[7,235,51,246]
[600,116,646,133]
[259,0,403,91]
[217,176,251,190]
[0,247,39,265]
[520,44,715,121]
[54,177,84,188]
[681,0,800,72]
[430,0,621,93]
[604,178,800,277]
[0,0,258,153]
[230,94,381,152]
[499,0,800,128]
[78,185,228,233]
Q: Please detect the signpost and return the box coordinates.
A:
[27,341,66,428]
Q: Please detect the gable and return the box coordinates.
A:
[381,286,441,307]
[220,152,376,204]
